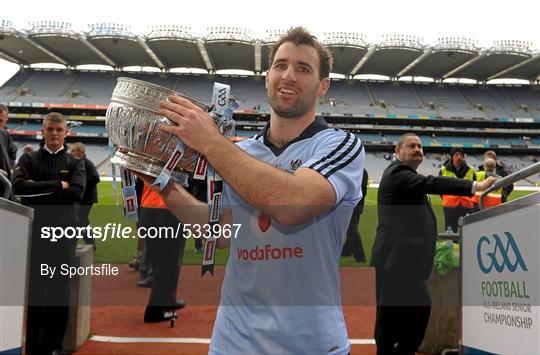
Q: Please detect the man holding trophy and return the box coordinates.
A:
[132,27,364,354]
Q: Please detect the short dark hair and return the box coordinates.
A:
[396,133,419,148]
[42,112,66,127]
[449,147,465,157]
[269,27,333,80]
[0,104,8,114]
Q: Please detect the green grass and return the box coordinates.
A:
[90,182,537,267]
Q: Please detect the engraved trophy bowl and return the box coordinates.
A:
[106,77,234,185]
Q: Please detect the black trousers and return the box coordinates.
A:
[341,209,366,262]
[140,208,186,309]
[374,268,431,355]
[26,236,75,354]
[443,206,475,233]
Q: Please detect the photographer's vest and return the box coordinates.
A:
[473,171,502,208]
[440,165,476,208]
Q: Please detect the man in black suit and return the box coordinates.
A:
[370,133,495,355]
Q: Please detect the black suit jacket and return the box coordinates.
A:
[12,144,86,228]
[371,159,473,282]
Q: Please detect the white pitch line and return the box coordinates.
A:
[91,336,211,344]
[90,335,375,345]
[349,339,376,345]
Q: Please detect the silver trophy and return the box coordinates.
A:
[106,77,235,185]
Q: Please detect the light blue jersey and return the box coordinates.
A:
[209,117,365,355]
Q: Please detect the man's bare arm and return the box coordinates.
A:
[159,97,336,226]
[205,139,335,226]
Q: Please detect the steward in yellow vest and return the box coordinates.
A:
[438,147,476,232]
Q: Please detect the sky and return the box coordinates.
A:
[1,0,539,85]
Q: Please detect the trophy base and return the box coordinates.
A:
[111,151,189,186]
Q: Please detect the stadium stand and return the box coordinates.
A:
[414,84,482,118]
[0,69,34,99]
[71,125,107,134]
[356,133,383,143]
[16,122,42,131]
[8,70,78,103]
[67,72,117,104]
[0,24,538,185]
[436,136,484,145]
[506,86,540,113]
[3,69,539,120]
[369,82,434,116]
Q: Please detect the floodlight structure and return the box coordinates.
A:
[323,32,366,47]
[206,26,252,42]
[492,40,532,55]
[436,37,479,52]
[19,20,71,65]
[146,25,193,40]
[28,20,73,35]
[87,23,134,38]
[263,29,287,44]
[0,19,15,33]
[380,34,424,50]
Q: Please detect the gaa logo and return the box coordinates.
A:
[217,88,228,107]
[476,232,527,274]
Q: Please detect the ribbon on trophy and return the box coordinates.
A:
[201,166,223,277]
[152,141,186,190]
[119,166,139,221]
[193,86,239,182]
[200,82,236,277]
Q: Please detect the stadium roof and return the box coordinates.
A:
[1,21,539,82]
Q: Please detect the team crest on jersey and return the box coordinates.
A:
[250,210,274,238]
[289,159,303,172]
[274,159,303,174]
[258,211,271,233]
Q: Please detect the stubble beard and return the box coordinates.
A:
[267,86,319,119]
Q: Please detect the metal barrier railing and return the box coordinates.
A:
[479,161,540,210]
[0,169,12,199]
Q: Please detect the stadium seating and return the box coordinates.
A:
[505,86,540,113]
[71,125,107,134]
[356,132,383,143]
[3,69,539,121]
[0,69,34,99]
[436,136,484,145]
[8,70,78,103]
[67,72,117,104]
[16,122,42,131]
[457,86,513,119]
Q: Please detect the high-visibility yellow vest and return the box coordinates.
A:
[473,171,502,208]
[440,165,475,208]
